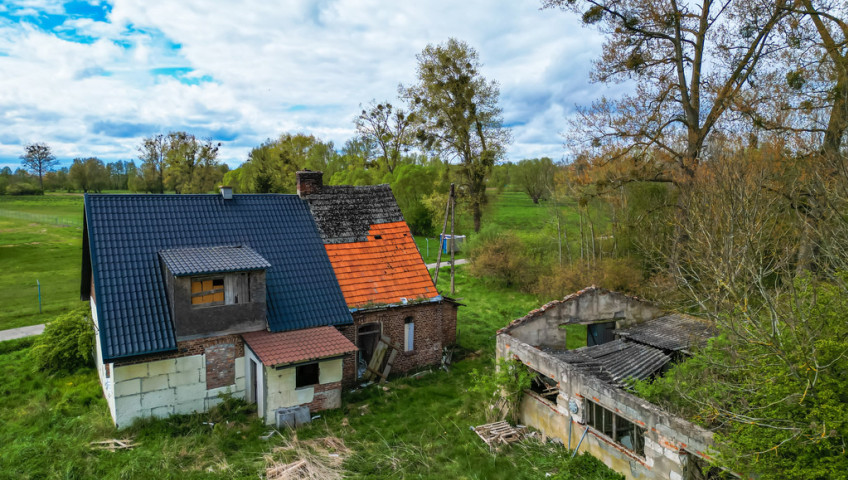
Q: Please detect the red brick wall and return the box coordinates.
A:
[205,342,236,389]
[113,334,245,367]
[336,300,458,386]
[304,381,341,412]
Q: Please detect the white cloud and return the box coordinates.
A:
[0,0,622,170]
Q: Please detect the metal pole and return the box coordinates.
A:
[426,238,429,259]
[571,426,589,458]
[568,419,573,450]
[433,184,453,287]
[37,279,42,313]
[450,184,456,295]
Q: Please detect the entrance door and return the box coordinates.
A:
[248,359,258,403]
[587,321,617,346]
[356,323,381,378]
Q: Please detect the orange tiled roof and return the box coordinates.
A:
[324,221,439,308]
[242,326,357,366]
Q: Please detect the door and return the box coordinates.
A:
[356,323,381,378]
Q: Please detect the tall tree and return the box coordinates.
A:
[544,0,789,183]
[69,157,109,193]
[403,38,511,232]
[355,101,417,173]
[163,132,222,194]
[514,157,555,204]
[137,134,168,193]
[20,142,58,193]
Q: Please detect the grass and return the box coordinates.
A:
[0,269,621,480]
[0,195,86,330]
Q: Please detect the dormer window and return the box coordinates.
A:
[191,277,225,306]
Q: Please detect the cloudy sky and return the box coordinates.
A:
[0,0,613,170]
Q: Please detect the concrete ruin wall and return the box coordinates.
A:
[497,333,713,480]
[505,288,662,349]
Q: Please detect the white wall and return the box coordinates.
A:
[262,357,343,424]
[110,353,246,428]
[91,298,116,422]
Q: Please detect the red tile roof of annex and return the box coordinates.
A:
[242,326,357,366]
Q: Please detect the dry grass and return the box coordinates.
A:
[265,434,351,480]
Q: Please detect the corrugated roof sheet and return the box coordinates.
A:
[159,245,271,276]
[305,184,404,244]
[549,339,671,386]
[616,314,716,351]
[84,194,352,362]
[242,326,357,366]
[324,221,439,308]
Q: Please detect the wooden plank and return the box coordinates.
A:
[379,350,398,384]
[364,340,388,381]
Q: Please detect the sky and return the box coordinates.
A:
[0,0,614,171]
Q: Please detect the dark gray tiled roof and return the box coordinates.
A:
[159,245,271,277]
[548,339,671,386]
[305,184,404,243]
[616,314,716,352]
[83,194,352,362]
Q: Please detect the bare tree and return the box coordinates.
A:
[20,143,58,193]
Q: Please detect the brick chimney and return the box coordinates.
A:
[296,170,323,198]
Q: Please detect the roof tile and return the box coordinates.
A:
[242,326,357,366]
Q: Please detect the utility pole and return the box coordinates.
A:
[433,183,454,287]
[450,183,456,295]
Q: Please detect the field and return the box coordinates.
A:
[0,194,86,330]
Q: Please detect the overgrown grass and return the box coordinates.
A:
[0,268,619,479]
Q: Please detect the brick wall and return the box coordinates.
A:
[205,343,236,389]
[337,300,458,386]
[304,381,342,412]
[113,334,245,367]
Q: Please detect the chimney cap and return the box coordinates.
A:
[219,185,233,200]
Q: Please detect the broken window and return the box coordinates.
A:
[295,362,319,388]
[190,273,250,307]
[528,368,559,402]
[585,400,645,456]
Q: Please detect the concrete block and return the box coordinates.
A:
[114,379,141,397]
[115,363,147,380]
[235,375,246,393]
[670,472,683,480]
[319,358,343,384]
[169,369,201,387]
[655,423,675,438]
[115,393,142,413]
[205,385,232,399]
[175,355,203,371]
[141,375,169,393]
[175,382,207,401]
[664,447,682,464]
[147,358,177,377]
[234,357,245,378]
[174,400,203,415]
[205,396,223,410]
[151,405,174,418]
[141,388,176,410]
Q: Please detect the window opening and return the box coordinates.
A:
[404,317,414,352]
[191,277,225,306]
[296,362,319,388]
[529,370,558,402]
[585,400,645,456]
[587,321,617,346]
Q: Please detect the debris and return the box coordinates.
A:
[261,430,280,441]
[473,421,529,449]
[90,438,138,451]
[265,435,350,480]
[358,404,370,416]
[410,370,432,378]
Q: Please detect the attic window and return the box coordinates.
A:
[373,234,382,240]
[191,278,225,306]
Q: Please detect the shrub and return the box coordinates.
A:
[6,182,41,195]
[467,228,536,289]
[29,306,95,373]
[533,257,644,300]
[470,357,534,423]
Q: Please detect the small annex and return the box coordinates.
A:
[496,286,720,480]
[297,171,459,383]
[81,174,456,428]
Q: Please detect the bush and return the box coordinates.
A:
[6,182,42,195]
[533,257,644,300]
[29,307,95,373]
[467,228,536,289]
[470,357,534,423]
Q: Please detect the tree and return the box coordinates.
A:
[544,0,789,183]
[355,101,417,173]
[231,133,337,193]
[514,157,555,204]
[20,142,58,193]
[163,132,222,194]
[403,38,511,232]
[137,134,168,193]
[69,157,109,193]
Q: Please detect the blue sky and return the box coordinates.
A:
[0,0,614,170]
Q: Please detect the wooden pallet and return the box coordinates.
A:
[364,335,401,383]
[90,438,138,451]
[473,421,528,449]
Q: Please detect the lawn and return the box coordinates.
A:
[0,269,621,480]
[0,194,86,330]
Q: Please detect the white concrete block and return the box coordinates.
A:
[147,358,177,377]
[115,363,147,380]
[319,358,343,384]
[169,369,201,386]
[175,355,203,371]
[235,376,245,393]
[664,448,682,464]
[114,379,141,397]
[141,388,176,410]
[174,400,203,415]
[151,405,174,418]
[204,385,232,399]
[141,375,169,393]
[115,393,142,413]
[205,396,223,410]
[175,382,207,400]
[670,472,683,480]
[234,357,245,378]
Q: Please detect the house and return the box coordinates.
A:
[81,174,456,428]
[496,287,719,480]
[296,171,459,384]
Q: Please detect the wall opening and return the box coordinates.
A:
[528,368,558,403]
[296,362,319,388]
[587,321,616,346]
[585,399,645,456]
[357,322,381,378]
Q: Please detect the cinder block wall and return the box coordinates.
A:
[109,336,247,428]
[261,357,343,423]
